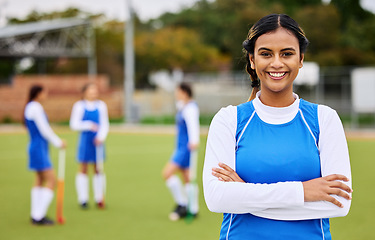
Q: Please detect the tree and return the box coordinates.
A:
[135,27,229,87]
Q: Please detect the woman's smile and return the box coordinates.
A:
[268,72,287,79]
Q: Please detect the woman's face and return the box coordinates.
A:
[37,88,48,102]
[175,87,187,102]
[84,84,99,101]
[249,27,303,97]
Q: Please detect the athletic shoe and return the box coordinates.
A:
[97,201,105,209]
[80,202,89,209]
[31,217,54,225]
[169,205,187,221]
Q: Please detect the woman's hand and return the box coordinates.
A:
[91,123,98,132]
[302,174,352,208]
[188,143,199,151]
[94,138,103,146]
[212,163,245,183]
[60,140,67,149]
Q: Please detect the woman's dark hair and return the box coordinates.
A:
[27,85,44,103]
[242,14,309,101]
[23,85,44,125]
[179,82,193,98]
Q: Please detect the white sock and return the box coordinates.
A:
[185,183,199,214]
[166,175,187,206]
[38,188,54,220]
[31,187,42,220]
[93,173,105,203]
[76,173,89,204]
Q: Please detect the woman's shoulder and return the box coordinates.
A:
[25,101,43,118]
[26,101,43,111]
[211,105,237,124]
[72,100,85,107]
[217,105,237,115]
[317,104,340,123]
[96,100,108,109]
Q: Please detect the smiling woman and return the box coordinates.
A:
[203,14,352,240]
[249,28,303,107]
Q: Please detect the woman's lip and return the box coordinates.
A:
[268,72,286,80]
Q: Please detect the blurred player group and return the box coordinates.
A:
[23,82,200,226]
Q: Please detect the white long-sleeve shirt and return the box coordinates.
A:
[203,92,352,221]
[70,100,109,142]
[181,101,200,145]
[24,101,63,148]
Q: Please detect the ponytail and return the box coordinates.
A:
[23,85,43,125]
[245,53,260,102]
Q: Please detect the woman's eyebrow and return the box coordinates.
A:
[257,47,297,52]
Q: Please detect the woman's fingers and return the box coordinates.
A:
[303,174,352,207]
[212,168,233,182]
[212,167,234,181]
[331,188,352,201]
[329,180,353,194]
[324,174,349,182]
[326,195,344,208]
[212,163,245,183]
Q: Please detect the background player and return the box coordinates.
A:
[162,82,200,221]
[70,83,109,209]
[24,85,66,225]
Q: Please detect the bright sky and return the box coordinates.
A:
[1,0,203,22]
[1,0,375,22]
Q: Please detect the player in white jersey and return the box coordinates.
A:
[24,85,66,225]
[70,83,109,209]
[162,82,200,221]
[203,14,352,240]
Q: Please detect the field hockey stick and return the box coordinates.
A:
[56,149,66,224]
[96,144,106,206]
[186,150,198,222]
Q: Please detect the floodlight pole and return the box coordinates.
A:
[88,23,97,77]
[124,0,136,123]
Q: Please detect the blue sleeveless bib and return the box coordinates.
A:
[220,99,331,240]
[78,102,100,162]
[25,112,51,171]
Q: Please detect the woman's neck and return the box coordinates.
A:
[258,91,295,107]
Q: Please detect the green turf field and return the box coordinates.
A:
[0,128,374,240]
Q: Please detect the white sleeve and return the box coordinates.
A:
[203,106,304,214]
[250,105,352,220]
[28,103,63,148]
[96,101,109,142]
[182,103,200,145]
[69,101,95,131]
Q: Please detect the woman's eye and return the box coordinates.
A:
[282,52,293,57]
[260,52,271,57]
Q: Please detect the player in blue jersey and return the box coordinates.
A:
[70,83,109,209]
[24,85,66,225]
[203,14,352,240]
[162,82,200,221]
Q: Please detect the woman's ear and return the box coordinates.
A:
[249,54,255,69]
[299,53,304,68]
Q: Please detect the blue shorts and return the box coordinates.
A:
[171,148,190,169]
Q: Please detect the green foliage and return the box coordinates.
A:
[140,114,215,125]
[95,20,125,86]
[2,0,375,87]
[135,27,229,87]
